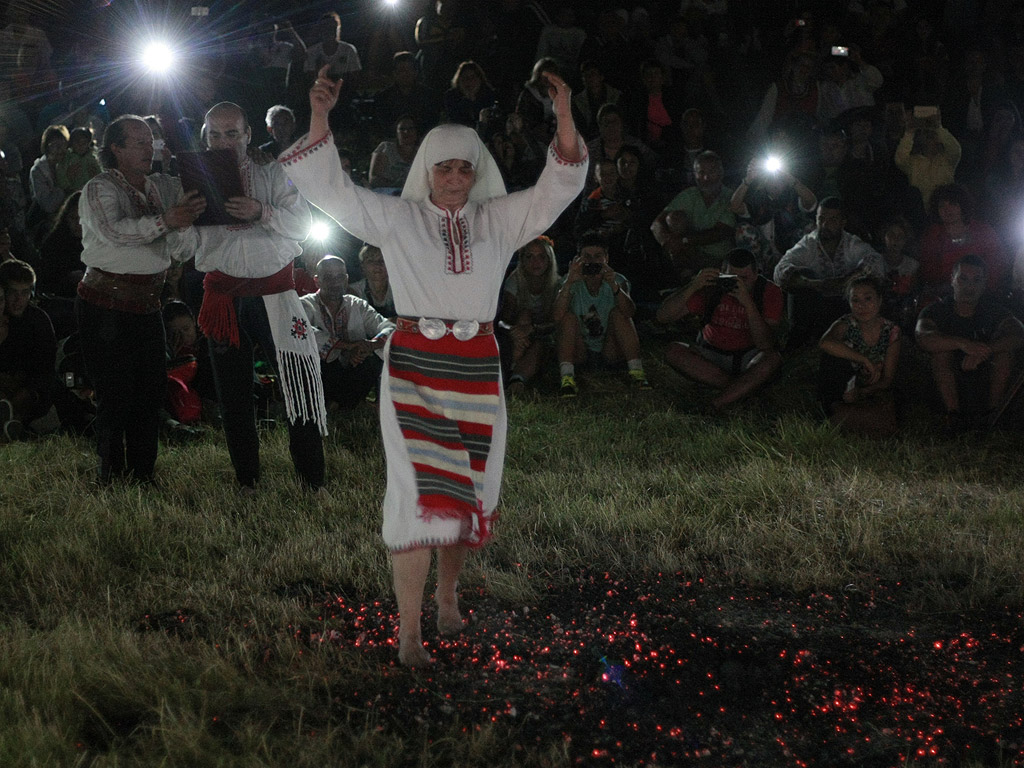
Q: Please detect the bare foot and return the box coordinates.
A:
[436,599,463,635]
[398,638,432,667]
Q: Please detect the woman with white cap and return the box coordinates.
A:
[281,65,588,666]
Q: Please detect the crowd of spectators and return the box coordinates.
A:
[4,0,1024,448]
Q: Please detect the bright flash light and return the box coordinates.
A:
[141,42,175,74]
[764,155,783,173]
[309,221,332,241]
[382,0,399,6]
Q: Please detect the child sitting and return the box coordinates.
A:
[553,231,650,396]
[56,127,102,193]
[817,275,901,437]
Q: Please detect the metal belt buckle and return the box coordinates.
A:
[451,319,480,341]
[417,317,447,340]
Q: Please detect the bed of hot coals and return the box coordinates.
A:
[280,571,1024,766]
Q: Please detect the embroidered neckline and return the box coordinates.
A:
[437,208,472,275]
[108,169,162,217]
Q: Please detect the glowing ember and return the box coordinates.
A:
[144,573,1024,765]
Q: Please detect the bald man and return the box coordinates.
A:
[299,255,394,410]
[195,102,326,492]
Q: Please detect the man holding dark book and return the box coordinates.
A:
[194,102,326,492]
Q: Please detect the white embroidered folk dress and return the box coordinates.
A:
[281,130,587,551]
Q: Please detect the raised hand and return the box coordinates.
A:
[309,65,343,139]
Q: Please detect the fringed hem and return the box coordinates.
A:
[387,513,496,554]
[278,348,329,436]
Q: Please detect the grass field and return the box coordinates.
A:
[2,347,1023,767]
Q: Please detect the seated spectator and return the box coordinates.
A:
[806,123,893,239]
[915,255,1024,433]
[877,216,920,331]
[0,145,26,237]
[816,44,883,127]
[535,6,587,76]
[258,105,297,159]
[500,236,560,394]
[839,106,894,238]
[552,231,650,397]
[653,15,711,105]
[572,60,621,141]
[585,103,650,190]
[656,247,783,410]
[807,125,849,207]
[55,127,101,194]
[619,58,681,156]
[368,115,420,191]
[291,247,321,298]
[574,157,621,239]
[244,19,306,100]
[985,135,1024,256]
[162,300,213,427]
[489,112,545,190]
[818,275,901,437]
[774,197,884,345]
[443,60,496,129]
[35,190,83,299]
[893,107,961,212]
[515,58,561,146]
[0,79,32,175]
[0,259,56,440]
[651,150,736,276]
[9,37,57,121]
[730,155,817,273]
[348,244,396,319]
[300,255,394,410]
[143,116,175,175]
[667,107,711,190]
[747,49,820,150]
[372,52,439,140]
[414,0,470,96]
[303,12,362,91]
[918,184,1007,297]
[28,124,68,239]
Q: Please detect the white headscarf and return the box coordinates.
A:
[401,123,506,204]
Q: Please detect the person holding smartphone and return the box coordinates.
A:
[552,230,649,397]
[656,247,783,410]
[894,105,961,209]
[817,44,883,126]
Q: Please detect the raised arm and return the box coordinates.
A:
[546,72,582,164]
[309,65,339,142]
[281,66,398,246]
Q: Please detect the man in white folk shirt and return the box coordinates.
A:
[195,102,327,492]
[299,255,394,410]
[77,115,205,485]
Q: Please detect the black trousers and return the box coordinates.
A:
[322,355,382,409]
[208,295,324,489]
[817,352,857,415]
[75,298,165,482]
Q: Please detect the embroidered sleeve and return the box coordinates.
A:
[549,133,589,167]
[280,131,404,249]
[84,176,167,247]
[278,131,332,167]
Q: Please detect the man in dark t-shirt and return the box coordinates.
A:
[916,254,1024,428]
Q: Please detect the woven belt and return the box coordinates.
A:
[78,266,167,314]
[396,316,494,341]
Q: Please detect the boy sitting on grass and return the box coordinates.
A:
[552,230,650,397]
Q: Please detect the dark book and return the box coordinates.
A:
[177,149,245,226]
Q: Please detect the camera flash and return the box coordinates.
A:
[764,155,783,173]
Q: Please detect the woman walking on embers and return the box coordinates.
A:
[280,65,587,665]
